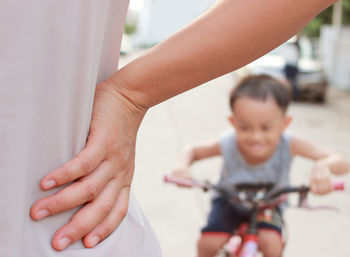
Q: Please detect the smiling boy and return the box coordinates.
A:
[171,75,350,257]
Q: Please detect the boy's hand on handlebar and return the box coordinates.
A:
[171,167,192,185]
[310,162,333,195]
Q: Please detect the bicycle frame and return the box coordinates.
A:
[215,203,274,257]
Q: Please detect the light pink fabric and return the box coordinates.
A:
[0,1,162,256]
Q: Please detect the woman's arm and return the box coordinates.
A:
[31,0,339,250]
[112,0,337,108]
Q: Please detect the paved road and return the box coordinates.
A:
[120,52,350,257]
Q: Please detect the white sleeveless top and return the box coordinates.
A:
[0,1,162,256]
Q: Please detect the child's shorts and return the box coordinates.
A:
[201,197,284,236]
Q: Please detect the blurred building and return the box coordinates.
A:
[133,0,216,46]
[320,2,350,90]
[320,26,350,90]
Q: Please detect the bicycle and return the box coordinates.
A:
[164,175,345,257]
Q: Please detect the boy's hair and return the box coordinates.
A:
[229,74,291,113]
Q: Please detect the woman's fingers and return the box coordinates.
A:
[50,179,131,251]
[30,82,144,250]
[83,186,130,248]
[30,161,114,220]
[40,141,106,190]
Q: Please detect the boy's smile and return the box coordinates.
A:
[229,96,291,165]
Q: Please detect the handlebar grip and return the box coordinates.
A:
[164,175,207,189]
[333,181,345,191]
[164,175,194,187]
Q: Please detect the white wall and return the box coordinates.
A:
[134,0,216,46]
[320,25,350,90]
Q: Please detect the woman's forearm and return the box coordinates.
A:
[110,0,336,108]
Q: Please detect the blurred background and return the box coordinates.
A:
[120,1,350,256]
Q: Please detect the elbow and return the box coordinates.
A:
[344,161,350,174]
[183,146,197,163]
[330,154,350,175]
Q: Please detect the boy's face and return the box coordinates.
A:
[229,96,291,163]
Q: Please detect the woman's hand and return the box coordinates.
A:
[310,160,333,195]
[30,79,147,250]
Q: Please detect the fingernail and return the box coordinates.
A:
[36,209,49,219]
[89,236,100,247]
[43,180,56,189]
[58,237,72,250]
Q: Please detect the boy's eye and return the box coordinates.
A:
[262,125,271,131]
[240,125,250,131]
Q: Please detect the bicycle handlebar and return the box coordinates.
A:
[164,175,345,208]
[164,175,344,192]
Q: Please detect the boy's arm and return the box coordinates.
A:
[290,136,350,194]
[290,136,350,174]
[172,140,221,179]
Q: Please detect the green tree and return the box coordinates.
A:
[343,0,350,24]
[124,23,137,35]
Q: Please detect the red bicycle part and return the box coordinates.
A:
[239,234,259,257]
[333,181,345,191]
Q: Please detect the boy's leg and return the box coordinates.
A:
[257,209,284,257]
[258,229,283,257]
[197,233,231,257]
[199,197,245,257]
